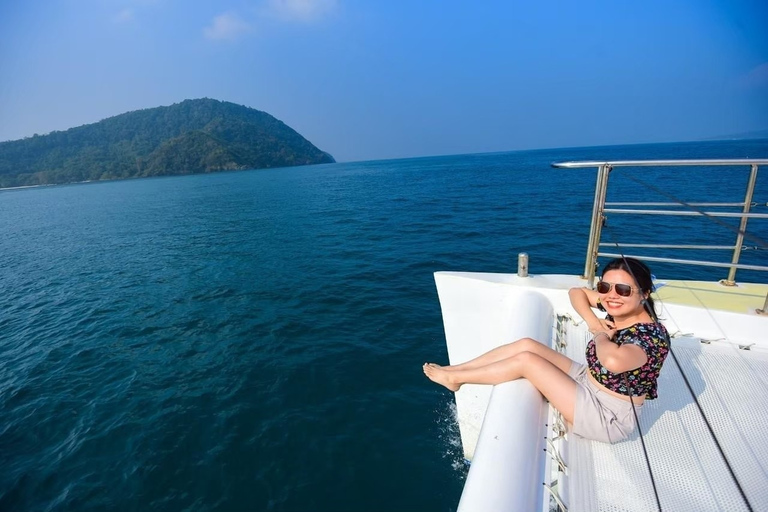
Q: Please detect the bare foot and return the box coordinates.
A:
[423,363,461,392]
[425,362,459,371]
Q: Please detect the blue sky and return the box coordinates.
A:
[1,0,766,162]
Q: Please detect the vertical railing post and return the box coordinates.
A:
[726,164,759,284]
[758,292,768,316]
[584,164,611,285]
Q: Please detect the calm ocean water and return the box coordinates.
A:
[1,140,767,512]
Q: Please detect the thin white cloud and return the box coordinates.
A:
[266,0,337,22]
[739,62,768,90]
[204,12,253,41]
[113,8,135,23]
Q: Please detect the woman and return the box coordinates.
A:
[423,257,670,443]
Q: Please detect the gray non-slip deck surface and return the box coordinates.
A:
[561,321,768,512]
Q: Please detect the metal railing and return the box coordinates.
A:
[551,159,768,285]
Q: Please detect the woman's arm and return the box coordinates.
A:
[593,331,648,373]
[568,287,614,333]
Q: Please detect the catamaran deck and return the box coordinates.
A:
[655,279,768,316]
[560,316,768,512]
[434,271,768,512]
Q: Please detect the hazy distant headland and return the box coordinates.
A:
[0,98,335,188]
[705,128,768,141]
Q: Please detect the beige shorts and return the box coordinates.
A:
[568,362,642,444]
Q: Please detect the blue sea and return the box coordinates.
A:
[1,140,767,512]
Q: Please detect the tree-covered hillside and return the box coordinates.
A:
[0,98,335,187]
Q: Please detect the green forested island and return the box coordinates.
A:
[0,98,335,188]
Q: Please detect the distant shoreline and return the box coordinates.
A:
[0,184,50,191]
[0,180,97,192]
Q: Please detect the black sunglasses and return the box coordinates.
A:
[596,281,637,297]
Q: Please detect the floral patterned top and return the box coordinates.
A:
[586,322,670,399]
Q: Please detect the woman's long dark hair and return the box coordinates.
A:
[602,257,658,321]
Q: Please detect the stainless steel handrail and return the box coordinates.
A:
[555,159,768,168]
[552,159,768,284]
[598,253,767,272]
[603,209,768,218]
[607,202,757,207]
[599,243,746,250]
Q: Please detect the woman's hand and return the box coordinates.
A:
[587,318,615,335]
[593,328,617,343]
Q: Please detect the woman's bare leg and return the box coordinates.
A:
[423,351,577,423]
[429,337,574,375]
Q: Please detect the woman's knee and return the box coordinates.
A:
[514,350,565,381]
[513,337,539,352]
[512,349,539,367]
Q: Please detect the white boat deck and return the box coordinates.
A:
[561,318,768,512]
[434,271,768,512]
